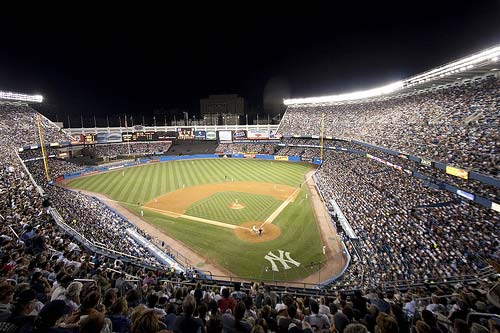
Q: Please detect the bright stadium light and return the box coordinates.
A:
[284,81,404,105]
[0,91,44,103]
[406,44,500,84]
[283,44,500,106]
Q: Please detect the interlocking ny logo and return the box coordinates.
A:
[264,250,301,272]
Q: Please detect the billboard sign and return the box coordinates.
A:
[446,166,468,180]
[457,189,474,201]
[218,130,232,142]
[206,131,217,140]
[178,128,194,139]
[84,134,96,144]
[420,158,432,167]
[96,132,123,143]
[247,129,269,140]
[194,130,206,140]
[233,130,247,140]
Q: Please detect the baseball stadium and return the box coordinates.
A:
[0,31,499,333]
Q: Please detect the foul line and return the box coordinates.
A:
[96,173,315,233]
[260,187,300,228]
[259,171,314,229]
[142,206,251,231]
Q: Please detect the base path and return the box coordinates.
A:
[73,189,233,278]
[144,182,296,214]
[260,188,300,227]
[142,206,246,230]
[234,221,281,243]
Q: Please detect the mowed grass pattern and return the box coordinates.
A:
[129,189,324,281]
[68,159,325,281]
[185,192,282,225]
[68,159,309,205]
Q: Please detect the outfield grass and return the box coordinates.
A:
[67,159,324,281]
[68,159,308,204]
[185,192,282,225]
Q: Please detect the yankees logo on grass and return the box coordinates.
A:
[264,250,301,272]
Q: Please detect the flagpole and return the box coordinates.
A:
[125,114,131,155]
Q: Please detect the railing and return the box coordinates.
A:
[159,279,332,298]
[65,124,280,135]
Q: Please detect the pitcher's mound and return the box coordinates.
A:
[228,202,245,210]
[235,221,281,243]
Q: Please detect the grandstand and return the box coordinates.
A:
[0,44,498,333]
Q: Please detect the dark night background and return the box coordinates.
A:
[0,1,499,127]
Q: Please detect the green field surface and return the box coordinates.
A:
[185,192,282,225]
[67,159,324,281]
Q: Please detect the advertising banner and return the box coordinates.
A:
[446,166,468,180]
[84,134,96,144]
[366,154,402,171]
[232,130,247,140]
[96,132,123,143]
[233,139,281,143]
[107,132,123,143]
[243,154,256,158]
[206,131,217,140]
[95,133,108,143]
[274,155,289,161]
[178,128,194,139]
[218,130,232,142]
[247,129,269,140]
[457,189,474,200]
[194,130,206,140]
[71,134,85,145]
[421,158,432,167]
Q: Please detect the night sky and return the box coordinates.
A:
[0,1,499,126]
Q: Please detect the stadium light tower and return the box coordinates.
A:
[36,114,50,181]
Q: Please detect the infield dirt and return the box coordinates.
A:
[143,182,296,214]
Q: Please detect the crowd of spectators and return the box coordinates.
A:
[216,143,276,155]
[275,139,322,160]
[319,139,499,203]
[1,103,499,332]
[316,150,499,285]
[83,142,172,158]
[279,76,500,178]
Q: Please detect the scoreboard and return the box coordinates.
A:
[122,131,156,142]
[122,131,177,142]
[84,134,96,144]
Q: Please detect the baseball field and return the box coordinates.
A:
[66,158,332,282]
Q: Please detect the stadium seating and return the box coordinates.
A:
[82,141,173,158]
[216,143,276,155]
[0,85,499,333]
[279,76,500,178]
[165,140,218,155]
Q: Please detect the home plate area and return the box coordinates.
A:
[234,222,281,243]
